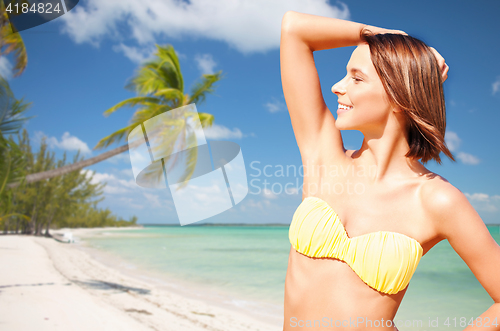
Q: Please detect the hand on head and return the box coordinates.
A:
[362,25,408,37]
[363,26,449,83]
[429,47,449,82]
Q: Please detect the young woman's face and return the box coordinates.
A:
[332,44,393,133]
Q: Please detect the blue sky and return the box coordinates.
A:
[3,0,500,224]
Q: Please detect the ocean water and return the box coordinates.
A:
[81,225,500,330]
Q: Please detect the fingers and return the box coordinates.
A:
[383,29,407,36]
[429,47,448,82]
[363,26,407,36]
[391,29,408,36]
[442,63,449,82]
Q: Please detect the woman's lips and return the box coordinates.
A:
[337,103,353,114]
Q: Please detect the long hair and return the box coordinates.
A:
[360,30,455,164]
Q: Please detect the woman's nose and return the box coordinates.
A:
[331,79,347,95]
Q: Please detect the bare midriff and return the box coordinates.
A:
[284,246,406,331]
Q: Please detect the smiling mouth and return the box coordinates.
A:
[337,103,353,113]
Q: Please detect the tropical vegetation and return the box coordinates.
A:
[0,17,138,234]
[1,129,138,235]
[1,40,223,232]
[0,1,27,77]
[17,44,222,186]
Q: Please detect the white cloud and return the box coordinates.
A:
[112,43,156,64]
[118,197,145,210]
[457,152,480,165]
[103,185,128,194]
[195,53,216,75]
[120,168,134,178]
[106,152,131,164]
[81,170,137,194]
[465,192,500,212]
[444,131,480,165]
[143,192,161,207]
[465,193,490,202]
[80,169,176,212]
[117,177,138,189]
[493,77,500,95]
[60,0,349,54]
[204,123,243,140]
[285,187,299,195]
[262,188,278,199]
[81,169,92,180]
[445,130,461,152]
[265,98,286,113]
[38,131,92,155]
[89,171,116,185]
[0,56,12,79]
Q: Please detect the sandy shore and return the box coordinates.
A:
[0,229,280,331]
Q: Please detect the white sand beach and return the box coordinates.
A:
[0,229,280,331]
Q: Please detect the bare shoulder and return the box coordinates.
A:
[420,174,500,304]
[420,174,465,211]
[419,174,477,239]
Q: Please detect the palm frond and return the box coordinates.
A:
[129,104,173,125]
[197,112,215,128]
[149,121,185,165]
[94,123,138,150]
[0,2,28,77]
[153,88,184,105]
[126,65,165,95]
[126,45,184,96]
[0,77,32,137]
[0,29,27,77]
[97,44,220,165]
[154,45,183,92]
[103,96,160,117]
[188,71,223,106]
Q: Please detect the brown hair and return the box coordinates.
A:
[360,29,455,164]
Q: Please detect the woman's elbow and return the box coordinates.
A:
[281,11,300,35]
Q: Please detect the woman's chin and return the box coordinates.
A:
[335,120,352,131]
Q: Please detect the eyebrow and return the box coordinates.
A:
[347,67,369,78]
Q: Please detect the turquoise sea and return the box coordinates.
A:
[80,225,500,330]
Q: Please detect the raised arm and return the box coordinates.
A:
[280,11,362,161]
[280,12,411,164]
[280,12,399,163]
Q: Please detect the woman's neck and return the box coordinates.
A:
[354,127,428,184]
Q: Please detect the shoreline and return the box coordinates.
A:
[0,229,281,330]
[70,227,284,326]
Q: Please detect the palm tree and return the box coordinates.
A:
[0,77,31,227]
[0,76,31,190]
[12,44,222,186]
[0,143,30,231]
[0,76,31,137]
[0,2,29,201]
[0,1,28,77]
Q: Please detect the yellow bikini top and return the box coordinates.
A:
[289,196,423,295]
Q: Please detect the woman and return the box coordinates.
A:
[281,11,500,331]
